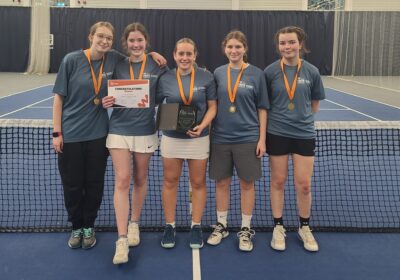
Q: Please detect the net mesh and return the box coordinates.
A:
[1,119,399,232]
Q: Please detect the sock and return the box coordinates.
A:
[273,217,284,226]
[299,216,310,228]
[118,235,127,239]
[166,221,176,228]
[217,211,228,227]
[129,220,139,225]
[191,221,201,228]
[241,214,252,229]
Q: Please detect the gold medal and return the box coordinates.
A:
[227,63,245,113]
[280,59,301,113]
[229,104,237,113]
[176,67,195,105]
[84,49,104,104]
[93,98,101,105]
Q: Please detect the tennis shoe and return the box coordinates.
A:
[161,224,176,249]
[128,222,140,247]
[113,237,129,265]
[237,227,255,252]
[298,226,319,252]
[190,225,204,249]
[271,225,286,251]
[68,228,83,249]
[82,227,96,249]
[207,222,229,245]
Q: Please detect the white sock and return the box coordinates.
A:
[191,221,201,228]
[217,211,228,227]
[241,214,252,229]
[129,220,139,226]
[166,221,176,228]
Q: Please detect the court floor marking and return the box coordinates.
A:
[28,106,53,109]
[326,86,400,110]
[324,99,381,121]
[330,77,400,94]
[321,99,348,109]
[0,84,53,100]
[192,249,201,280]
[0,96,54,118]
[319,108,348,111]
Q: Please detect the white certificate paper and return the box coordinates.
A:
[108,79,150,108]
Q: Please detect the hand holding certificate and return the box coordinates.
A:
[108,80,150,108]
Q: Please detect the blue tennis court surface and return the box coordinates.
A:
[1,85,399,280]
[1,85,399,121]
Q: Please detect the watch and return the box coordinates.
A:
[52,132,62,138]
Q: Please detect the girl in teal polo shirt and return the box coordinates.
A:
[264,26,325,253]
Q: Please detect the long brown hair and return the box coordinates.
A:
[121,22,150,54]
[221,30,248,62]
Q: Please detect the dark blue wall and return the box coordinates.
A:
[1,7,334,74]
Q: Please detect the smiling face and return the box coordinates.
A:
[88,26,113,56]
[126,31,147,60]
[278,32,302,64]
[174,42,197,74]
[224,38,247,65]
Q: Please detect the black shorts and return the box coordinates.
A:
[266,133,315,156]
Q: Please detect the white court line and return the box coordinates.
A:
[326,86,400,110]
[319,108,348,111]
[0,84,53,100]
[0,96,54,118]
[325,99,381,121]
[329,77,400,94]
[192,249,201,280]
[28,106,53,109]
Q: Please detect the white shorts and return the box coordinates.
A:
[106,133,159,153]
[160,135,210,160]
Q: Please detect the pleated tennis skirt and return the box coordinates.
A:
[160,135,210,160]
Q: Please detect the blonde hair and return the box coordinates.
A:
[88,21,115,46]
[174,38,198,55]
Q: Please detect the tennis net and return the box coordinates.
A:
[1,119,399,232]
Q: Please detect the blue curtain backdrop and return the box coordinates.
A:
[0,7,334,74]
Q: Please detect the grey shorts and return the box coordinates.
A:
[209,142,262,182]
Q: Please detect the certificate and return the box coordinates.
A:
[108,79,150,108]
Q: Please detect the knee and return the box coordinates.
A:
[163,176,179,190]
[190,178,206,191]
[271,176,287,191]
[295,179,311,195]
[133,174,148,188]
[216,179,231,191]
[115,174,131,192]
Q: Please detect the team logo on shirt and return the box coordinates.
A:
[142,73,159,79]
[194,86,206,92]
[297,77,311,85]
[103,72,113,79]
[238,81,254,90]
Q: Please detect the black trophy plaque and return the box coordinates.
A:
[156,103,197,132]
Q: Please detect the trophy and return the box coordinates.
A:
[156,103,197,132]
